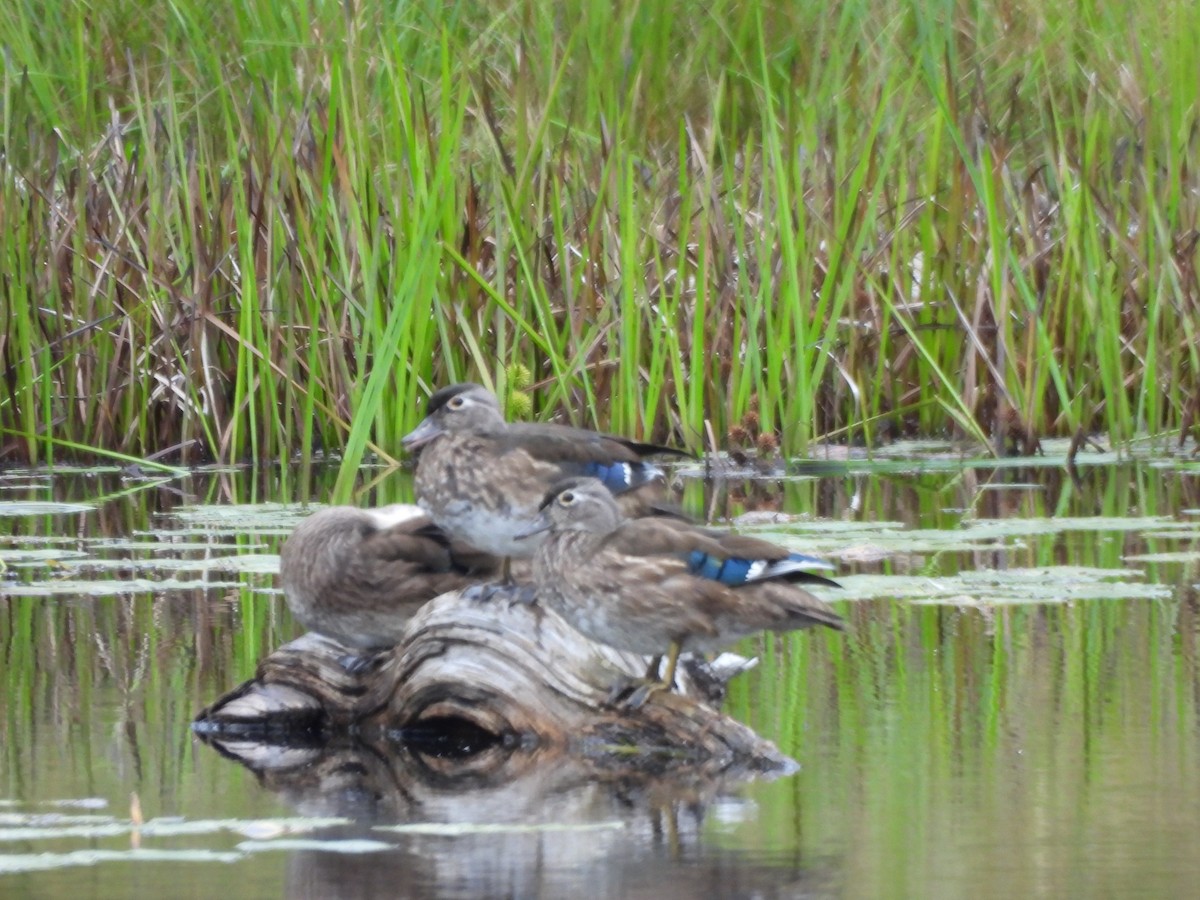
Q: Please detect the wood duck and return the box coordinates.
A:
[280,504,497,669]
[401,382,688,599]
[517,477,844,705]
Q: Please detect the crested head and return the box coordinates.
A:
[539,476,623,534]
[424,383,504,426]
[426,382,483,413]
[403,382,505,450]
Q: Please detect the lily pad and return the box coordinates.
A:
[0,548,89,564]
[0,814,117,827]
[90,539,266,552]
[1138,531,1200,540]
[832,566,1171,606]
[41,798,108,809]
[2,578,251,597]
[138,816,350,838]
[372,821,626,835]
[1122,551,1200,563]
[0,535,86,546]
[169,503,319,530]
[958,516,1187,535]
[735,517,909,534]
[69,555,279,575]
[149,527,295,539]
[0,823,129,841]
[0,501,95,516]
[213,554,280,574]
[0,814,352,844]
[236,838,394,853]
[739,515,1195,562]
[0,848,244,873]
[743,526,1013,560]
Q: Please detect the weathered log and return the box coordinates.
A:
[194,591,795,779]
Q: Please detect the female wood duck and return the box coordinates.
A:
[401,382,688,598]
[517,477,844,704]
[280,504,497,669]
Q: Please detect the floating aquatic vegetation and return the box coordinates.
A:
[737,515,1195,563]
[0,814,117,828]
[0,808,628,873]
[372,821,626,835]
[0,849,245,874]
[90,539,266,552]
[62,555,281,575]
[2,578,253,597]
[39,798,108,809]
[833,567,1170,606]
[0,504,292,592]
[0,548,89,566]
[0,823,130,842]
[0,501,95,516]
[169,504,321,530]
[235,838,394,853]
[0,811,350,840]
[1123,551,1200,564]
[0,812,403,872]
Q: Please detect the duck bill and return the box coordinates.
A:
[401,417,444,451]
[513,513,552,541]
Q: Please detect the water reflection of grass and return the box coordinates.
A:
[2,2,1199,472]
[716,462,1200,896]
[726,589,1200,896]
[3,463,1196,794]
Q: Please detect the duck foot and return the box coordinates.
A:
[680,653,758,707]
[605,678,673,710]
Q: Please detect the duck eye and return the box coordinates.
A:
[448,396,465,409]
[559,492,575,505]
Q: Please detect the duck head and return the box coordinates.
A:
[401,382,506,451]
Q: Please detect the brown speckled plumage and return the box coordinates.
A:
[526,478,843,693]
[401,383,687,560]
[279,504,497,650]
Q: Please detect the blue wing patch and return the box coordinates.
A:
[580,460,662,493]
[687,550,833,586]
[687,550,760,585]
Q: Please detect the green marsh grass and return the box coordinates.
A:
[2,1,1199,472]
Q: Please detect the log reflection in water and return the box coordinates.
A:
[198,728,826,900]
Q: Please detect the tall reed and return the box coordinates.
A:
[2,0,1197,473]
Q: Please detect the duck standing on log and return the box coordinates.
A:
[280,505,498,671]
[518,477,844,706]
[401,382,689,600]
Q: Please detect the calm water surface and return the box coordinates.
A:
[2,453,1199,898]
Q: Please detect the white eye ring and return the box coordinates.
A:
[559,492,575,505]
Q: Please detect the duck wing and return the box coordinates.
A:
[607,519,840,588]
[499,423,686,494]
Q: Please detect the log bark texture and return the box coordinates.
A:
[195,591,795,778]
